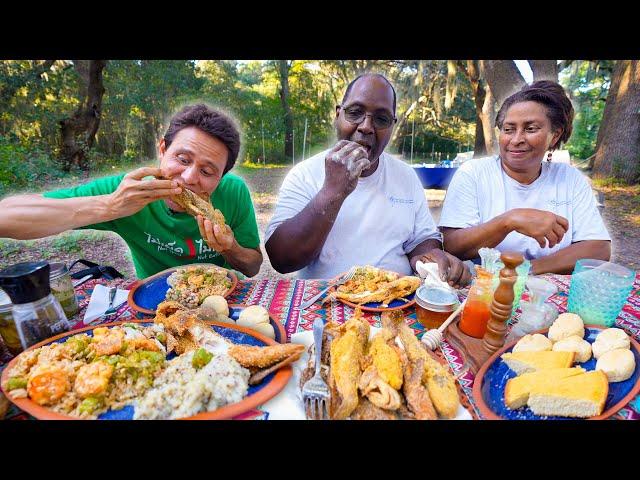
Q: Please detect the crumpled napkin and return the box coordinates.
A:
[415,260,456,292]
[83,284,130,325]
[260,327,472,420]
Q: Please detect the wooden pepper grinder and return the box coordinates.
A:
[482,252,524,356]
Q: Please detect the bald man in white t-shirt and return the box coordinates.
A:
[265,74,471,287]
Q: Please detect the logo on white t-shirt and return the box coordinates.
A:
[388,196,414,204]
[548,199,572,207]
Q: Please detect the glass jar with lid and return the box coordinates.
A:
[0,288,22,356]
[0,261,72,350]
[49,262,79,319]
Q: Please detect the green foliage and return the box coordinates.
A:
[0,135,66,196]
[560,61,612,160]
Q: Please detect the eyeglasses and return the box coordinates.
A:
[339,105,396,129]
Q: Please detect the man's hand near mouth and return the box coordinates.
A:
[323,140,371,199]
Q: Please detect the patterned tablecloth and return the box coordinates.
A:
[3,273,640,420]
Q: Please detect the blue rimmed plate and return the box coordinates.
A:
[127,264,237,316]
[0,320,291,420]
[472,325,640,420]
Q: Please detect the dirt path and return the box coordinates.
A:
[0,166,637,280]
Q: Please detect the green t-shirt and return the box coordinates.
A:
[43,173,260,279]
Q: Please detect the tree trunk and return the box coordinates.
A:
[458,60,497,157]
[481,60,526,106]
[58,60,107,171]
[277,60,293,161]
[481,85,497,155]
[143,119,158,161]
[592,60,640,183]
[528,60,558,82]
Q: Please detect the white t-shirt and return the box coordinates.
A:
[438,156,611,260]
[265,150,441,279]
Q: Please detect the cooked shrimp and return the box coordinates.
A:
[130,337,162,352]
[90,329,125,356]
[27,369,70,405]
[74,361,114,398]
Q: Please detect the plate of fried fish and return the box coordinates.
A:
[326,265,420,312]
[297,309,469,419]
[1,301,304,420]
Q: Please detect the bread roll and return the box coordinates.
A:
[548,313,585,342]
[252,322,276,340]
[237,305,270,327]
[201,295,229,318]
[592,328,631,359]
[596,348,636,383]
[513,334,553,353]
[552,335,592,363]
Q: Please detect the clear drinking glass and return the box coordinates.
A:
[567,259,635,327]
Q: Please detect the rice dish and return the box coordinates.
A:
[134,349,249,420]
[2,324,168,419]
[166,265,232,308]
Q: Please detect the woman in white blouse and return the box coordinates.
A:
[439,80,611,275]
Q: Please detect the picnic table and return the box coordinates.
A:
[3,272,640,420]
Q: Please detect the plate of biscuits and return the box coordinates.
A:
[473,313,640,420]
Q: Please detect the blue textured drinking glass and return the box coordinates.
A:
[567,259,635,327]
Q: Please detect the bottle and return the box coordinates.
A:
[459,267,494,338]
[49,262,79,319]
[0,261,72,350]
[506,276,559,343]
[0,288,21,356]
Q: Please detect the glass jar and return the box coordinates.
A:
[0,288,22,356]
[49,262,79,319]
[415,286,460,329]
[459,267,494,338]
[12,294,71,349]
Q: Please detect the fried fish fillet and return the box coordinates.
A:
[328,312,370,419]
[395,321,460,418]
[170,184,226,227]
[350,397,398,420]
[398,349,437,420]
[331,275,421,307]
[366,329,403,390]
[153,300,303,374]
[358,364,402,410]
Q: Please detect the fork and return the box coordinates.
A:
[299,266,357,310]
[301,318,330,420]
[102,287,120,318]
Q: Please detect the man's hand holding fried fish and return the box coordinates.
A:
[197,214,234,254]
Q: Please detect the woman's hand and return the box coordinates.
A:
[410,248,472,289]
[106,167,181,219]
[505,208,569,249]
[197,215,234,253]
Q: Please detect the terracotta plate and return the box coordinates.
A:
[128,264,237,316]
[472,324,640,420]
[1,320,291,420]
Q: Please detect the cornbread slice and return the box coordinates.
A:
[501,350,575,375]
[527,370,609,418]
[504,367,586,409]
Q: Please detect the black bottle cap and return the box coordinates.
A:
[0,261,51,304]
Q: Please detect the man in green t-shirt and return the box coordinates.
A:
[0,104,263,279]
